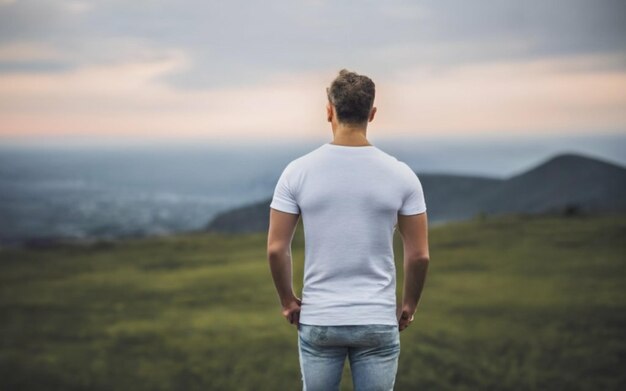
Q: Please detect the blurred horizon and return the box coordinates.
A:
[0,129,626,178]
[1,130,624,246]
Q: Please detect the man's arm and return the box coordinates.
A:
[267,207,301,327]
[396,211,430,331]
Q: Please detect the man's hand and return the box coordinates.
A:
[397,212,429,332]
[282,296,302,327]
[268,208,301,328]
[397,306,415,332]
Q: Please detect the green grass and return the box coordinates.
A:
[0,213,624,390]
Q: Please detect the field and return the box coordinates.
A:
[0,213,624,390]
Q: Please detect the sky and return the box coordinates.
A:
[0,0,625,145]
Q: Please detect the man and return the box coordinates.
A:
[267,69,430,391]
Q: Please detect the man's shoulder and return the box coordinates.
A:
[284,144,327,170]
[372,147,415,172]
[374,147,401,163]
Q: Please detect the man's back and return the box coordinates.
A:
[270,142,427,326]
[267,69,429,390]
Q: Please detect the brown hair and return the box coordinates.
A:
[327,69,376,125]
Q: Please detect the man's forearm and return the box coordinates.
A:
[268,248,297,304]
[401,256,429,311]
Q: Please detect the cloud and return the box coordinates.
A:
[378,54,626,135]
[0,0,624,141]
[0,41,66,61]
[0,51,329,139]
[1,0,624,89]
[1,51,624,141]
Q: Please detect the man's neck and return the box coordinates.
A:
[331,124,371,146]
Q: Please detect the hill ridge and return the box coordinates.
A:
[205,152,626,233]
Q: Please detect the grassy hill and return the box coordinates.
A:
[1,213,625,390]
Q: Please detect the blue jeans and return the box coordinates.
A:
[297,323,401,391]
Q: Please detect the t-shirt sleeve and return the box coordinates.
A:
[269,163,301,215]
[398,164,427,216]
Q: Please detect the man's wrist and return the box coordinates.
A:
[280,293,299,307]
[401,301,417,314]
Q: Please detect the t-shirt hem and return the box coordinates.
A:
[269,203,300,214]
[299,312,399,326]
[299,318,399,326]
[398,206,427,216]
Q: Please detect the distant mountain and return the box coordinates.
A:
[417,174,503,222]
[205,198,272,234]
[205,153,626,233]
[474,153,626,214]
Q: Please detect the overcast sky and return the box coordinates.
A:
[0,0,625,143]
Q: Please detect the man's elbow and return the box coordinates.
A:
[405,254,430,265]
[267,245,290,262]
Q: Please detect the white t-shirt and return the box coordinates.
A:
[270,142,427,326]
